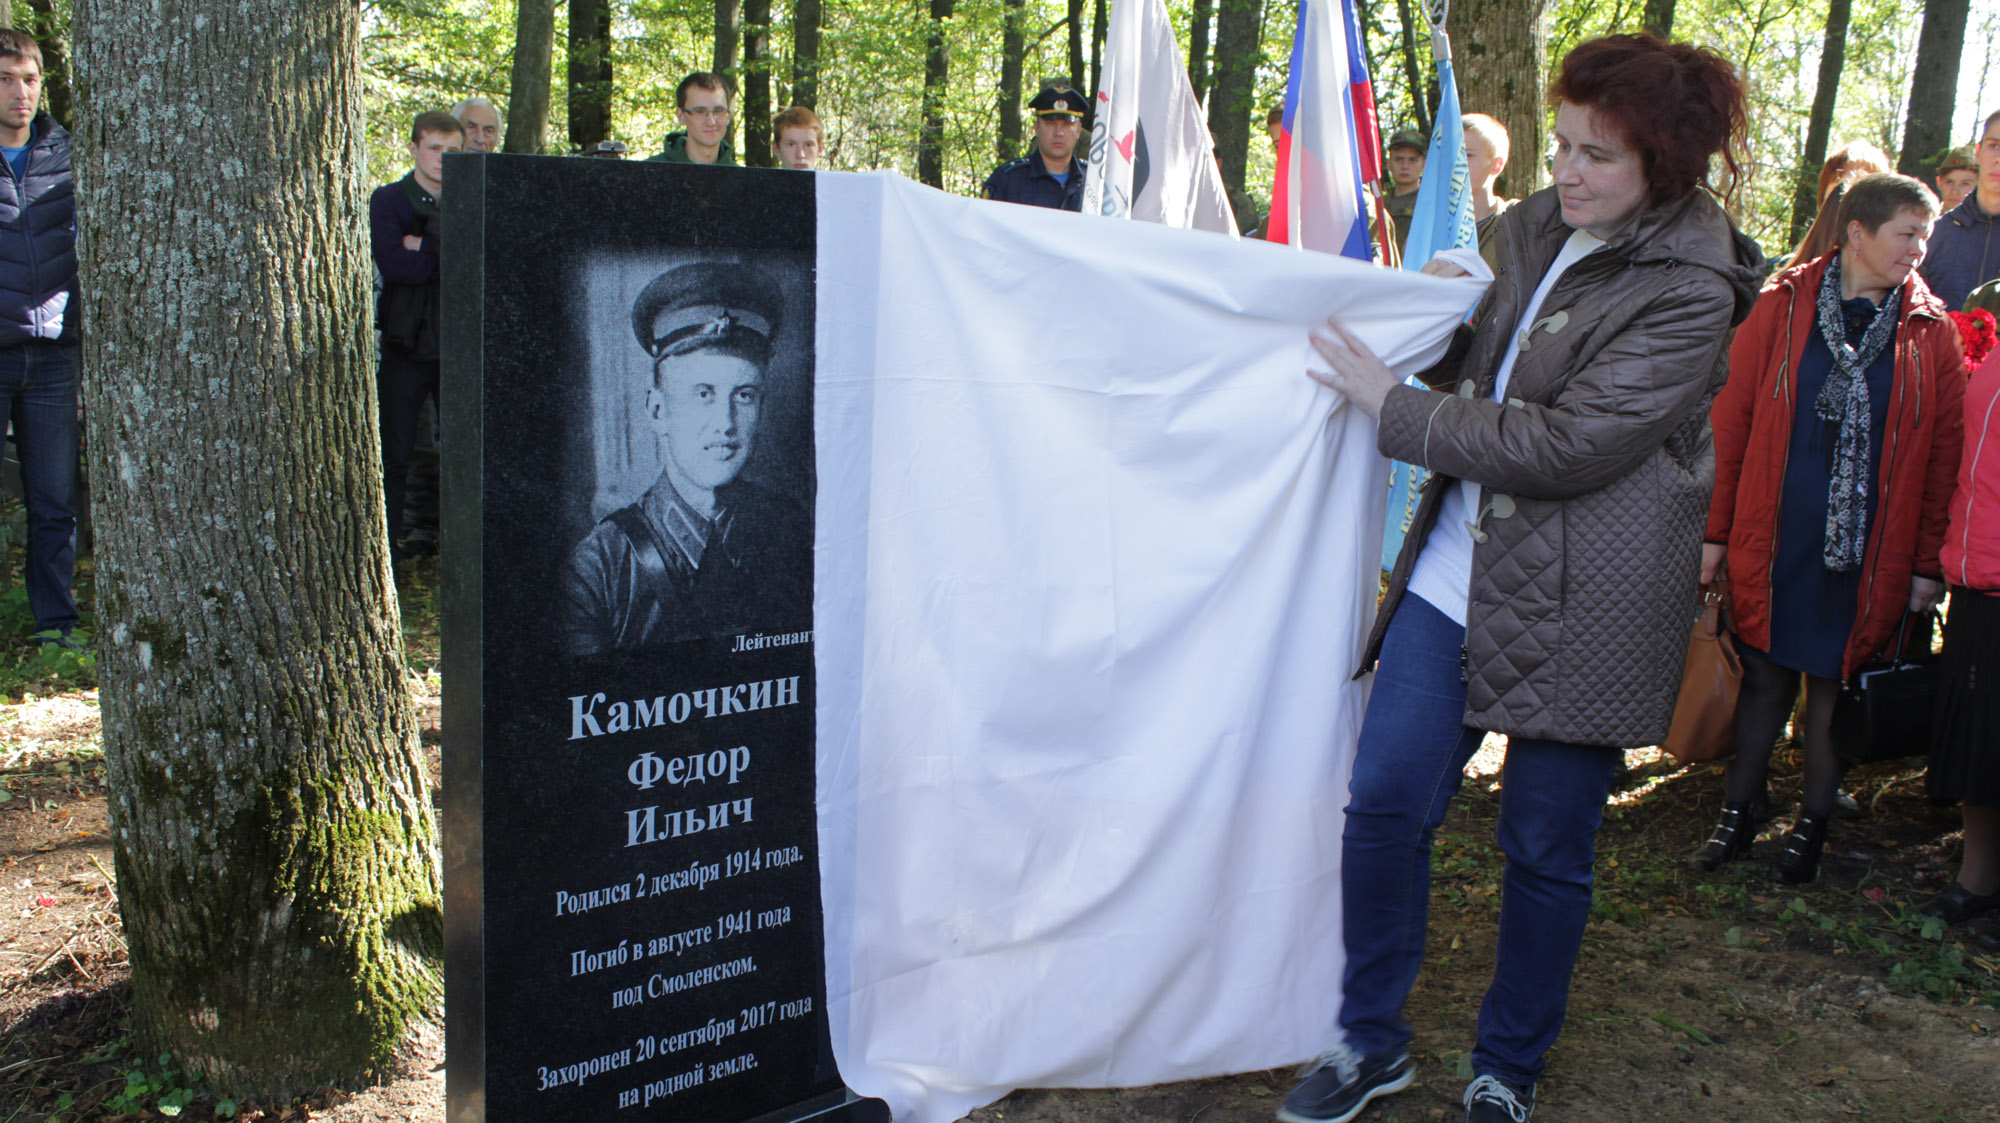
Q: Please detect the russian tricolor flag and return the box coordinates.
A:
[1267,0,1386,261]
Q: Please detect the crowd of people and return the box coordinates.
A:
[338,34,2000,1123]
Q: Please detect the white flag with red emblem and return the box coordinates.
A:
[1081,0,1238,235]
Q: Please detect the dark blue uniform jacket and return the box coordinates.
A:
[982,151,1086,212]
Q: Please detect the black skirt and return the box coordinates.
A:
[1928,588,2000,806]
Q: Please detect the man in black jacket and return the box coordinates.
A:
[0,29,79,644]
[370,110,463,560]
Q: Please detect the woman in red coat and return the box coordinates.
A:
[1694,173,1964,883]
[1922,348,2000,929]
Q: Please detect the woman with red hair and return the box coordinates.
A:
[1284,34,1761,1123]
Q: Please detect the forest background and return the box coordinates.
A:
[5,1,1996,255]
[357,0,1999,256]
[3,1,2000,1116]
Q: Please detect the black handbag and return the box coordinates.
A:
[1831,612,1941,767]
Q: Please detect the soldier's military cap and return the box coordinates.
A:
[1387,128,1427,155]
[631,262,782,365]
[1029,85,1089,122]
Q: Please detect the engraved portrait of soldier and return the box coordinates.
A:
[560,261,812,654]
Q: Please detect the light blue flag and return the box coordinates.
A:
[1381,1,1477,571]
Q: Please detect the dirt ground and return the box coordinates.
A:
[5,693,2000,1122]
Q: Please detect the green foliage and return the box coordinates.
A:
[352,0,1949,253]
[357,0,1293,201]
[1544,0,1925,255]
[105,1052,197,1118]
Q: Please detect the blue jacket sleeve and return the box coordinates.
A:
[370,183,436,286]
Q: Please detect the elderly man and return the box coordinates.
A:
[561,263,810,654]
[452,96,501,153]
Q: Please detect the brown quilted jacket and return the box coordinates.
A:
[1359,187,1763,748]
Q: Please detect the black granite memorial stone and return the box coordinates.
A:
[440,154,882,1123]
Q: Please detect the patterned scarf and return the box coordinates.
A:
[1813,254,1900,572]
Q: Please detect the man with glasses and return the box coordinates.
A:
[647,73,739,166]
[983,85,1088,211]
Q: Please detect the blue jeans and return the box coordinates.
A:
[1339,595,1619,1087]
[0,341,78,634]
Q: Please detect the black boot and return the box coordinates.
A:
[1775,814,1830,884]
[1690,802,1757,871]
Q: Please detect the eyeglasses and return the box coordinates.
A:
[683,106,732,120]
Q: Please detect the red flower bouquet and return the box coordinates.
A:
[1951,308,1997,373]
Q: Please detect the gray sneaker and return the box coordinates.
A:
[1276,1044,1413,1123]
[1462,1074,1534,1122]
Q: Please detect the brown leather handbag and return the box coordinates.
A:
[1662,583,1742,765]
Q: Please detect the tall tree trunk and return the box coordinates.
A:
[713,0,740,74]
[1899,0,1972,176]
[1207,0,1263,200]
[998,0,1026,161]
[792,0,822,108]
[1067,0,1085,90]
[25,0,70,130]
[742,0,772,166]
[1455,0,1546,200]
[1188,0,1213,107]
[1791,0,1851,244]
[71,0,441,1093]
[1090,0,1106,97]
[504,0,557,153]
[714,0,741,151]
[1392,0,1429,135]
[1641,0,1675,37]
[919,0,953,187]
[567,0,613,152]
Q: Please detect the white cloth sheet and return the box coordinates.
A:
[813,172,1486,1123]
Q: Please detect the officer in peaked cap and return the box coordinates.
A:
[560,261,811,656]
[982,84,1090,212]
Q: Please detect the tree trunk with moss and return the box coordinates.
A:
[72,0,442,1095]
